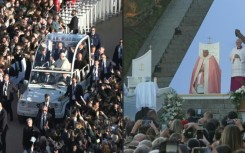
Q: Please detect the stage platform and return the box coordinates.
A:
[124,93,234,121]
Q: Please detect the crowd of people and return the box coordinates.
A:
[0,0,123,153]
[124,108,245,153]
[22,67,123,153]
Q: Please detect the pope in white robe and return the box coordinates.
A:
[190,49,221,94]
[54,52,71,70]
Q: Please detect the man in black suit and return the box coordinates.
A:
[37,94,55,121]
[89,26,101,50]
[64,77,84,110]
[112,39,123,70]
[0,102,8,153]
[100,53,114,80]
[35,105,53,136]
[87,60,101,88]
[36,47,50,67]
[78,41,88,63]
[0,74,18,121]
[74,52,87,80]
[52,42,65,61]
[2,62,16,78]
[38,72,56,84]
[68,10,78,34]
[58,73,71,85]
[22,118,39,151]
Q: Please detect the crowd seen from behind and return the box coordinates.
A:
[124,108,245,153]
[0,0,123,153]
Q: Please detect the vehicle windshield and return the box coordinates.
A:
[33,33,89,72]
[30,71,71,86]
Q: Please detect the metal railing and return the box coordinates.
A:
[59,0,122,34]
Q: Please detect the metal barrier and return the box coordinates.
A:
[59,0,122,34]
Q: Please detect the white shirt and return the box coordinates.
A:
[230,47,245,77]
[3,82,8,96]
[54,58,71,70]
[45,101,49,107]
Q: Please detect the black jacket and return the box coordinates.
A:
[0,108,8,134]
[0,81,18,102]
[65,84,84,102]
[68,16,78,34]
[22,125,39,149]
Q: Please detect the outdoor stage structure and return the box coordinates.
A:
[124,43,236,121]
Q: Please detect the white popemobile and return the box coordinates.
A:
[17,33,91,121]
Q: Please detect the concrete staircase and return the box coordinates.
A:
[153,0,214,88]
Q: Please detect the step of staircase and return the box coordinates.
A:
[153,0,214,88]
[126,0,193,77]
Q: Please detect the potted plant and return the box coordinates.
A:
[230,85,245,111]
[157,89,184,127]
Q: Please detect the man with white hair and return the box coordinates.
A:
[54,52,71,70]
[190,49,221,94]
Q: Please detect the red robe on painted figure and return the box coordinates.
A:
[189,54,221,94]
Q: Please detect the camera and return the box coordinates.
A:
[227,119,235,125]
[111,125,118,134]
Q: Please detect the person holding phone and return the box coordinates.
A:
[130,119,160,137]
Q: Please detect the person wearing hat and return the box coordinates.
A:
[68,10,78,34]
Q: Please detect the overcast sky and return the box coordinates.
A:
[170,0,245,94]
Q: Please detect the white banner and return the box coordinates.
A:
[132,49,152,78]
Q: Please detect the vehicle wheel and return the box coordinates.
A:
[18,115,25,124]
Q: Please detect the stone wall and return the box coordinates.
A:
[180,95,236,120]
